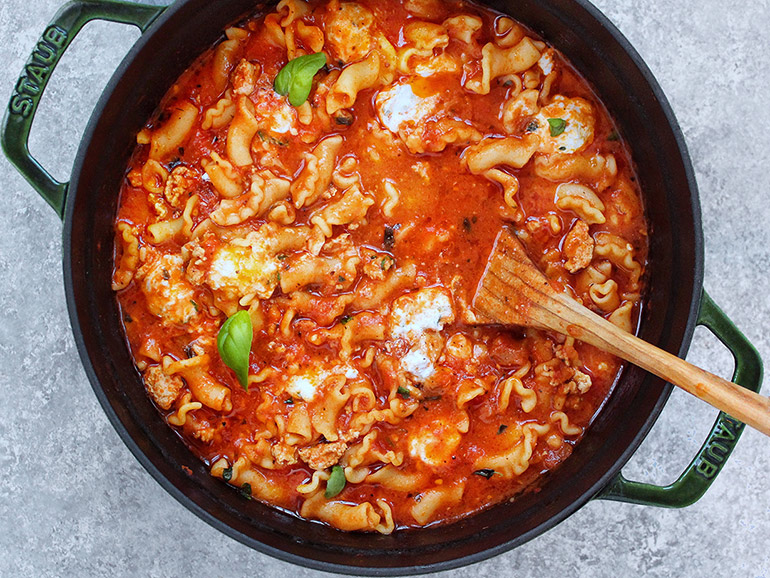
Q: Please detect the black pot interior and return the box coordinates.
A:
[64,0,703,574]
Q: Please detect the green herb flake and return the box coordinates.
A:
[462,217,472,232]
[222,466,233,482]
[607,130,620,141]
[190,299,199,313]
[497,424,508,435]
[547,118,567,137]
[340,315,352,325]
[397,386,410,398]
[240,482,253,499]
[284,397,295,405]
[277,254,287,261]
[274,52,327,107]
[473,469,499,479]
[256,129,289,147]
[325,465,346,498]
[526,120,539,132]
[216,310,253,391]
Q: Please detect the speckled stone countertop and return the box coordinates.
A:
[0,0,768,576]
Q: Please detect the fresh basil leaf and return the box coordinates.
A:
[274,52,327,107]
[274,66,291,97]
[548,117,567,137]
[217,310,253,390]
[325,465,346,498]
[222,466,233,482]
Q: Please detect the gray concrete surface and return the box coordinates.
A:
[0,0,768,576]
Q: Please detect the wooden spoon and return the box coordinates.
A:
[472,227,770,437]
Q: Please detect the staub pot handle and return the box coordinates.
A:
[599,291,763,507]
[1,0,166,218]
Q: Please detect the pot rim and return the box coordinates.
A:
[61,0,704,574]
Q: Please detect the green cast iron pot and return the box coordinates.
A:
[1,0,764,574]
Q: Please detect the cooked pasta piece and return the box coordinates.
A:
[465,134,541,174]
[465,37,542,95]
[555,183,606,225]
[291,136,344,208]
[149,101,198,161]
[411,484,464,525]
[227,96,261,166]
[310,184,375,236]
[147,217,184,244]
[594,233,643,286]
[202,152,244,198]
[534,152,618,190]
[444,15,482,44]
[210,170,291,226]
[202,93,236,130]
[301,491,384,532]
[112,222,140,291]
[589,279,621,312]
[609,300,636,333]
[327,52,382,115]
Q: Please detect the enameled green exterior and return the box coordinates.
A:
[1,0,165,218]
[598,291,764,506]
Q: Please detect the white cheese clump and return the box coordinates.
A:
[538,50,555,75]
[286,370,330,402]
[401,346,435,381]
[207,232,280,301]
[375,82,440,135]
[252,88,298,135]
[390,287,455,342]
[390,288,455,381]
[139,253,198,325]
[285,365,360,402]
[407,419,462,466]
[534,95,595,155]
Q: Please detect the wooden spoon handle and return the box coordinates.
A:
[547,290,770,437]
[474,228,769,436]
